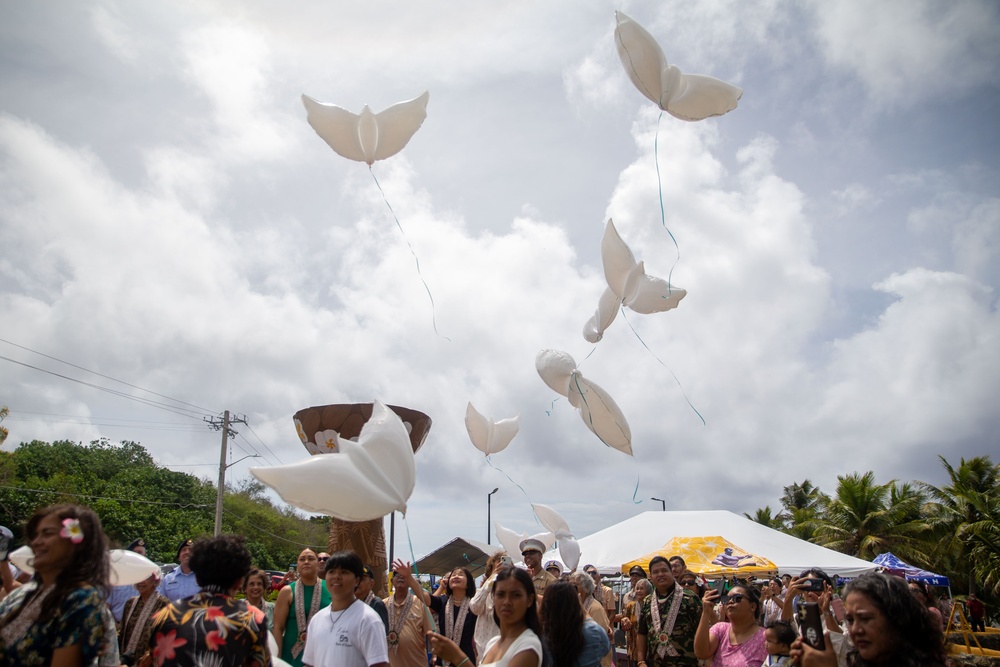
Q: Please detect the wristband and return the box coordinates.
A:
[456,658,470,667]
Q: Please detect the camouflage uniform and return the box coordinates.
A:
[637,585,702,667]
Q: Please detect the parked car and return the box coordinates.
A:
[266,569,289,591]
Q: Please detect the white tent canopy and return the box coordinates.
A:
[547,510,878,578]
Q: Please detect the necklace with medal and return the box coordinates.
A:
[388,591,415,652]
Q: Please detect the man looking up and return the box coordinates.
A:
[520,538,556,600]
[636,556,701,667]
[383,568,433,667]
[158,538,201,602]
[303,551,388,667]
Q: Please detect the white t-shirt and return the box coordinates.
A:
[303,599,389,667]
[481,628,543,667]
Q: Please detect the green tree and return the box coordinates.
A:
[778,480,827,541]
[922,455,1000,594]
[0,406,8,446]
[0,438,329,569]
[744,505,783,529]
[810,471,931,560]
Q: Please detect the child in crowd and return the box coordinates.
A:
[762,621,795,666]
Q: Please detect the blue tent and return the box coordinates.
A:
[872,552,950,586]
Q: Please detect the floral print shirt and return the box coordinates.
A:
[0,583,106,667]
[148,591,269,667]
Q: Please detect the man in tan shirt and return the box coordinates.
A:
[585,564,617,620]
[519,538,556,600]
[383,569,433,667]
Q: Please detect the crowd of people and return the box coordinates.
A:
[0,502,990,667]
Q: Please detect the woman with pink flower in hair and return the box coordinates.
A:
[146,534,269,667]
[0,503,110,666]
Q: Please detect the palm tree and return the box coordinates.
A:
[810,472,932,560]
[744,506,783,530]
[778,480,827,541]
[922,455,1000,593]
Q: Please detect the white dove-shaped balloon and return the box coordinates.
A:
[11,547,160,585]
[251,401,415,522]
[494,521,555,565]
[532,503,581,572]
[302,91,429,166]
[465,402,520,456]
[535,349,633,456]
[584,219,686,343]
[614,11,742,121]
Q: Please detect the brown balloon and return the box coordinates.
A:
[293,403,431,597]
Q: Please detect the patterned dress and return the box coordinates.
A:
[0,581,105,667]
[0,583,106,667]
[636,586,702,667]
[147,590,269,667]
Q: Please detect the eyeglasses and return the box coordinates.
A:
[727,594,745,604]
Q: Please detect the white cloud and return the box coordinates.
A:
[811,269,999,466]
[90,2,140,64]
[832,183,875,217]
[2,0,997,558]
[811,0,1000,107]
[180,22,297,162]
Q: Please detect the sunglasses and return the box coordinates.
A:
[727,594,746,604]
[318,557,329,562]
[585,570,598,576]
[680,580,697,586]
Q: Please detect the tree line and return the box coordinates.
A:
[2,439,996,622]
[0,438,330,570]
[745,455,999,620]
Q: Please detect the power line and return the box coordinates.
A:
[223,508,325,548]
[0,486,325,548]
[243,422,285,465]
[0,355,209,421]
[0,338,216,414]
[0,484,213,509]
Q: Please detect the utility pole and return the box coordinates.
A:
[206,410,249,536]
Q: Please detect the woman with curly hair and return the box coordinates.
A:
[0,504,110,667]
[540,580,610,667]
[790,572,947,667]
[147,534,270,666]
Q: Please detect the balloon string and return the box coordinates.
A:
[620,310,705,426]
[654,111,681,294]
[485,456,533,506]
[631,460,642,505]
[403,514,421,575]
[369,167,450,341]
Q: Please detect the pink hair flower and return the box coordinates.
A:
[60,518,84,544]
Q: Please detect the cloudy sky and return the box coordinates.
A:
[2,0,998,561]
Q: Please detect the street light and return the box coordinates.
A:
[651,497,666,511]
[487,488,499,543]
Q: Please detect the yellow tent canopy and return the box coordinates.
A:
[622,536,778,580]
